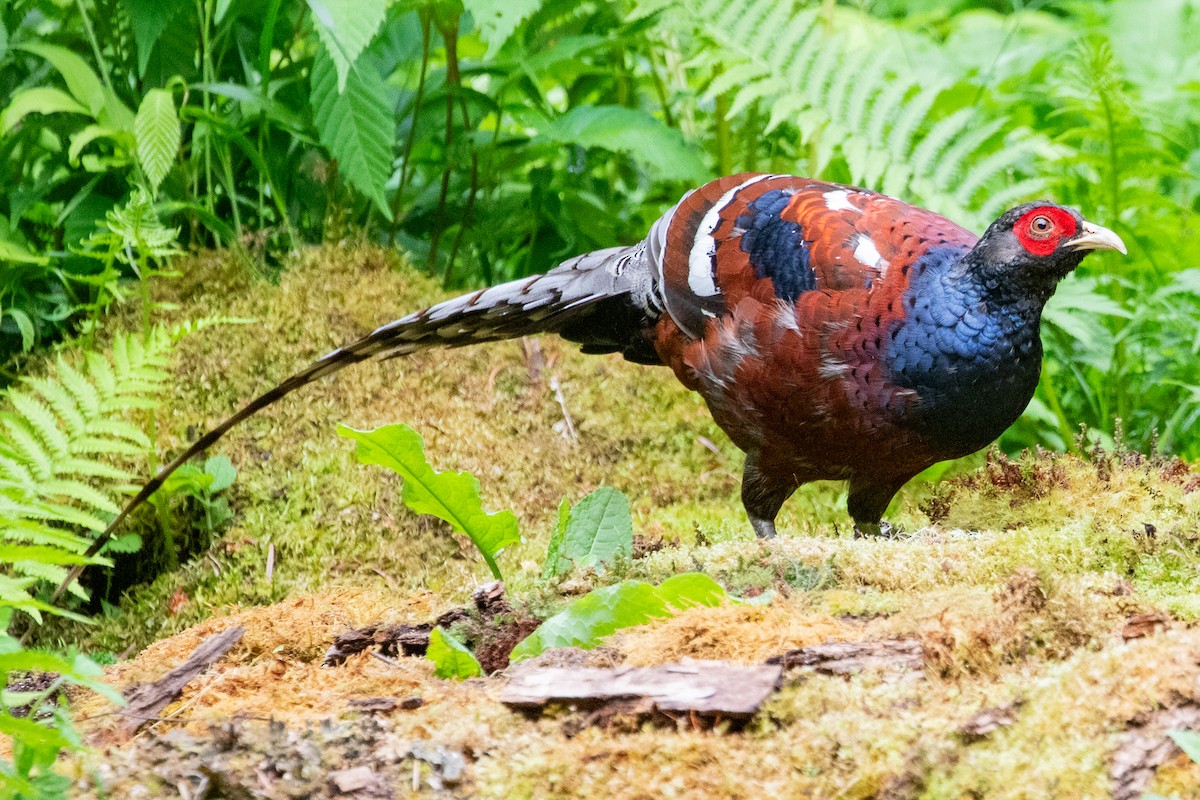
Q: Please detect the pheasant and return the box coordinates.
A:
[87,173,1126,555]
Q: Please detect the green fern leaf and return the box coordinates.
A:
[2,417,54,481]
[84,351,117,401]
[953,138,1043,207]
[53,458,133,482]
[24,500,109,533]
[4,391,69,463]
[933,117,1007,191]
[54,356,100,418]
[24,376,86,439]
[71,436,144,457]
[39,479,120,515]
[910,108,975,181]
[886,84,945,164]
[82,419,151,447]
[0,517,95,551]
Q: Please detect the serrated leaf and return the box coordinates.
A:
[121,0,186,76]
[510,573,727,662]
[542,106,709,183]
[310,46,394,218]
[541,497,571,580]
[465,0,541,55]
[306,0,387,92]
[339,423,520,580]
[544,487,632,578]
[427,626,484,679]
[135,89,181,193]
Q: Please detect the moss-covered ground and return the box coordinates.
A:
[41,244,1200,798]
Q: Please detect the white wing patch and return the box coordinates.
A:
[853,234,889,275]
[824,190,859,212]
[687,174,775,298]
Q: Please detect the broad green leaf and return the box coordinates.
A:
[310,47,394,218]
[7,309,35,352]
[134,89,181,194]
[544,487,632,578]
[306,0,387,91]
[465,0,541,55]
[338,423,520,580]
[542,106,710,183]
[204,456,236,493]
[1169,729,1200,765]
[510,581,666,661]
[0,226,48,265]
[427,626,483,679]
[121,0,185,76]
[655,573,728,610]
[16,43,105,116]
[0,710,72,747]
[510,573,728,662]
[0,88,89,134]
[541,497,571,580]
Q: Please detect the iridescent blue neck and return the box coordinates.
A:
[884,246,1050,457]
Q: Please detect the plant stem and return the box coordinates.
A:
[74,0,115,94]
[428,15,461,278]
[389,10,433,242]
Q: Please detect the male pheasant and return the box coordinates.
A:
[94,173,1126,547]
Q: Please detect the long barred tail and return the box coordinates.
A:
[53,245,660,598]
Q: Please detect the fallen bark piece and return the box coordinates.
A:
[347,697,398,714]
[324,583,512,667]
[767,639,924,675]
[958,700,1024,742]
[109,625,245,743]
[323,623,431,665]
[328,765,381,794]
[1111,702,1200,800]
[501,660,783,724]
[1122,612,1170,641]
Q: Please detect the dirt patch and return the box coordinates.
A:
[80,717,469,799]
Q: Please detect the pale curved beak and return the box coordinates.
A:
[1067,220,1127,255]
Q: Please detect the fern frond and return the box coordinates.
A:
[84,351,117,400]
[0,518,96,552]
[0,328,174,614]
[5,390,71,462]
[70,436,145,457]
[39,479,120,515]
[82,419,151,447]
[23,499,110,533]
[23,376,86,438]
[54,356,101,417]
[1,416,55,481]
[53,458,134,481]
[673,0,1049,219]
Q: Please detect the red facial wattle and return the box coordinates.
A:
[1014,206,1078,257]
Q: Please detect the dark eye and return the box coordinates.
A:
[1030,215,1053,237]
